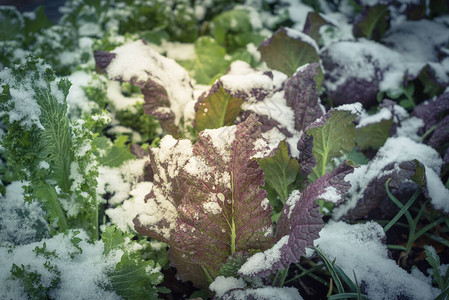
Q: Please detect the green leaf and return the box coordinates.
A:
[355,118,392,150]
[194,83,244,131]
[303,12,333,44]
[107,252,163,300]
[258,27,323,87]
[353,4,390,41]
[0,6,24,41]
[306,110,356,182]
[101,226,132,256]
[424,245,445,289]
[257,141,303,207]
[97,135,135,167]
[179,36,229,85]
[23,5,52,43]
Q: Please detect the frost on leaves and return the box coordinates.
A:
[134,115,274,288]
[239,162,353,278]
[94,40,194,137]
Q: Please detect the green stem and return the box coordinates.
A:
[230,171,236,255]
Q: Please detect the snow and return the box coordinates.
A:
[0,230,122,300]
[202,125,237,163]
[318,186,341,203]
[238,235,289,276]
[210,276,246,297]
[315,221,439,300]
[106,182,153,232]
[334,136,449,218]
[106,40,194,126]
[106,81,143,113]
[284,27,319,53]
[0,181,49,245]
[335,102,363,115]
[66,71,98,116]
[209,275,302,299]
[242,91,296,137]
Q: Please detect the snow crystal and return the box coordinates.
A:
[106,40,194,126]
[335,102,363,115]
[202,125,236,163]
[315,221,439,300]
[239,235,289,276]
[357,107,392,128]
[425,168,449,213]
[209,276,246,297]
[242,91,296,136]
[203,201,222,215]
[318,186,340,203]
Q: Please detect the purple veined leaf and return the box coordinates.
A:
[94,40,194,138]
[413,92,449,133]
[343,160,425,220]
[238,162,353,278]
[284,62,324,132]
[135,114,274,288]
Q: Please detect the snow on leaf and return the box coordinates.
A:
[94,40,194,137]
[239,162,353,278]
[134,115,274,288]
[258,27,322,81]
[344,160,425,220]
[356,118,393,150]
[302,109,357,182]
[284,63,324,132]
[303,12,333,44]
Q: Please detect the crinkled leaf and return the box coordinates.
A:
[178,36,229,85]
[106,252,162,300]
[356,118,393,150]
[303,12,333,44]
[238,163,353,278]
[101,225,134,256]
[134,115,274,288]
[284,63,324,132]
[428,115,449,153]
[194,82,244,131]
[94,40,194,137]
[353,4,390,41]
[302,109,357,182]
[413,92,449,132]
[96,135,135,167]
[258,27,322,82]
[344,160,425,220]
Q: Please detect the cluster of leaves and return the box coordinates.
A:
[0,0,449,299]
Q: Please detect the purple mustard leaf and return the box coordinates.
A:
[135,115,274,288]
[94,40,194,137]
[284,63,324,132]
[238,162,353,278]
[428,114,449,152]
[343,160,425,220]
[413,92,449,132]
[297,134,316,178]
